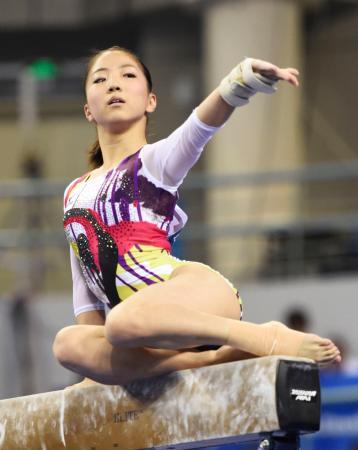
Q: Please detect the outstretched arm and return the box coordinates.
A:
[196,58,299,127]
[142,57,299,189]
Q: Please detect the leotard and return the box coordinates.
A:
[63,110,242,317]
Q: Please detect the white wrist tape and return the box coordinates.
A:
[218,57,277,107]
[242,58,277,94]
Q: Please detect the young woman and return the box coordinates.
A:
[53,46,341,386]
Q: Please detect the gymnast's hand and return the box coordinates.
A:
[251,58,299,87]
[218,57,299,107]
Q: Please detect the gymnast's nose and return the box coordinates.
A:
[108,84,121,92]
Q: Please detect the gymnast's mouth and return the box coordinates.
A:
[108,96,125,105]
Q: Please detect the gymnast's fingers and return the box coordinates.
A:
[252,58,300,87]
[279,67,300,86]
[262,66,299,87]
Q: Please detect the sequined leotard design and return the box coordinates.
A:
[64,110,242,317]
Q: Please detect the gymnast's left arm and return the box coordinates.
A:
[196,57,299,127]
[142,58,299,188]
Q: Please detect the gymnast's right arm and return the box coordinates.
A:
[63,179,106,325]
[70,247,106,325]
[76,310,105,325]
[65,248,106,388]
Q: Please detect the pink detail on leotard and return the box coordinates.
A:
[64,208,171,271]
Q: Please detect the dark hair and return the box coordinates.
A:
[85,46,153,169]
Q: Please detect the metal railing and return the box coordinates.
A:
[0,160,357,291]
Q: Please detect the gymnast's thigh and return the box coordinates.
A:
[115,261,242,321]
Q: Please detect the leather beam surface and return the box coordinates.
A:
[0,356,319,450]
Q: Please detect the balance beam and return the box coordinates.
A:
[0,356,320,450]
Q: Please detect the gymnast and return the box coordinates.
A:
[53,46,341,386]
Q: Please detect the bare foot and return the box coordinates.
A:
[264,321,341,365]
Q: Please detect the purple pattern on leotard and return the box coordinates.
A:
[127,250,164,282]
[113,158,177,219]
[100,171,115,225]
[133,154,143,220]
[119,197,130,221]
[110,170,121,224]
[94,172,106,219]
[116,274,138,292]
[65,149,182,308]
[117,254,155,286]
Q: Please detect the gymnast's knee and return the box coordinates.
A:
[53,325,81,366]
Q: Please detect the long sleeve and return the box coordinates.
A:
[70,246,105,317]
[141,109,223,189]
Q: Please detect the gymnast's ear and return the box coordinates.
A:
[146,92,157,114]
[84,103,95,123]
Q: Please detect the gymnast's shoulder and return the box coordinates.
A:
[63,172,91,209]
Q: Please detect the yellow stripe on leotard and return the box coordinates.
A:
[115,245,243,319]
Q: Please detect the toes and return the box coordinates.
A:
[323,343,338,353]
[322,345,339,357]
[319,347,341,364]
[318,354,342,368]
[319,338,334,347]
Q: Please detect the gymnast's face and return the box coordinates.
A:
[84,50,156,131]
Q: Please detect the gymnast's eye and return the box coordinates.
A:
[123,73,136,78]
[94,77,106,83]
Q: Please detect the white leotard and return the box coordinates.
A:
[64,110,222,317]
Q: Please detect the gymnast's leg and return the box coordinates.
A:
[104,263,341,365]
[53,324,249,385]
